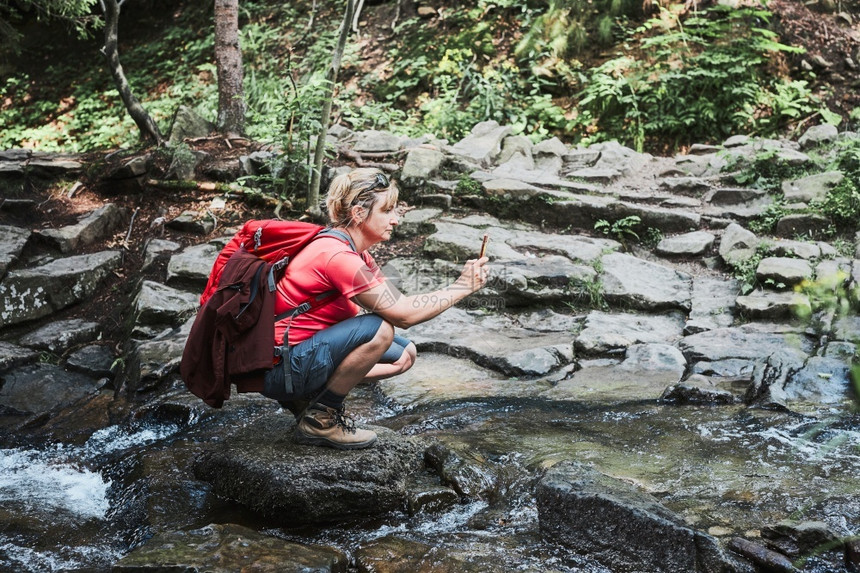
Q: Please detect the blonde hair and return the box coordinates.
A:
[325,168,400,227]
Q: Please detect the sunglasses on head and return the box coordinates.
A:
[364,172,390,193]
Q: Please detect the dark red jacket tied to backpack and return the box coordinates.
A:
[180,220,351,408]
[180,247,276,407]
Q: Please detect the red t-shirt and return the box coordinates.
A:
[274,235,386,346]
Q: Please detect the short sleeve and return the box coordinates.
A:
[325,250,386,299]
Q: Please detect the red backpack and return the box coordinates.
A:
[181,220,353,407]
[199,219,325,306]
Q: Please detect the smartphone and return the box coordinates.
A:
[479,233,490,259]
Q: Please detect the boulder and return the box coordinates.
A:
[537,461,741,573]
[194,413,425,525]
[114,523,347,572]
[600,252,692,311]
[35,203,127,254]
[0,251,121,327]
[450,121,512,166]
[0,224,31,279]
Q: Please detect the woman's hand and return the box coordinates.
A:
[353,256,490,329]
[453,257,490,294]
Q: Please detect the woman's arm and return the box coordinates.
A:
[351,257,489,329]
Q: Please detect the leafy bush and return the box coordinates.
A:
[575,6,810,150]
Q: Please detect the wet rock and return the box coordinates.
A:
[17,318,101,354]
[0,250,122,327]
[405,472,460,515]
[66,344,116,378]
[194,413,425,525]
[355,536,508,573]
[124,320,191,394]
[575,310,685,355]
[113,522,347,572]
[424,442,497,499]
[0,341,39,372]
[785,356,853,404]
[546,344,686,402]
[537,461,741,573]
[691,358,756,382]
[491,255,596,307]
[0,224,31,278]
[142,238,181,270]
[727,537,797,573]
[600,252,692,311]
[35,203,127,254]
[0,363,102,414]
[660,374,738,405]
[761,520,840,558]
[745,347,809,408]
[846,537,860,570]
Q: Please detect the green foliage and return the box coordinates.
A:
[728,147,809,191]
[748,199,788,235]
[641,227,663,249]
[1,0,99,55]
[727,244,768,295]
[814,176,860,231]
[594,215,640,250]
[0,0,839,155]
[575,6,813,149]
[455,175,483,195]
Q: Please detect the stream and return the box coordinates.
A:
[1,382,859,572]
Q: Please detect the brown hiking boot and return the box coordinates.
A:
[294,404,377,450]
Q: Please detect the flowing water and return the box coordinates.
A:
[1,388,859,572]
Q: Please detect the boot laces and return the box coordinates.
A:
[331,406,357,434]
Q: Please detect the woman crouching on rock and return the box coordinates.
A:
[273,168,489,450]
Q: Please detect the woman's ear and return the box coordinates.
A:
[350,204,367,225]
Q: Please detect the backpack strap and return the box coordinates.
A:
[272,227,360,352]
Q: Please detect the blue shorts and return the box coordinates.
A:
[262,313,411,401]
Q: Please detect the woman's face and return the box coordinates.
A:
[361,194,399,243]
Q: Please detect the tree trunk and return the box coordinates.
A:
[214,0,245,137]
[308,0,355,218]
[100,0,165,146]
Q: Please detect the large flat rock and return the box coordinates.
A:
[194,412,425,525]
